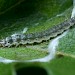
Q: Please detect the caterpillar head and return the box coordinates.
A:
[0,36,13,47]
[5,36,13,47]
[0,33,26,47]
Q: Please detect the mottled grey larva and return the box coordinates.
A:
[0,18,75,47]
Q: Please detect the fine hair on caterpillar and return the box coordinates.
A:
[0,18,75,47]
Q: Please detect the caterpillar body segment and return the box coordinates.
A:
[0,18,75,47]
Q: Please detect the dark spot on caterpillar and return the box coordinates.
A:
[33,42,39,45]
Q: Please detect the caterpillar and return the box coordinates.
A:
[0,17,75,47]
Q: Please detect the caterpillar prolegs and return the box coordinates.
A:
[0,18,75,47]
